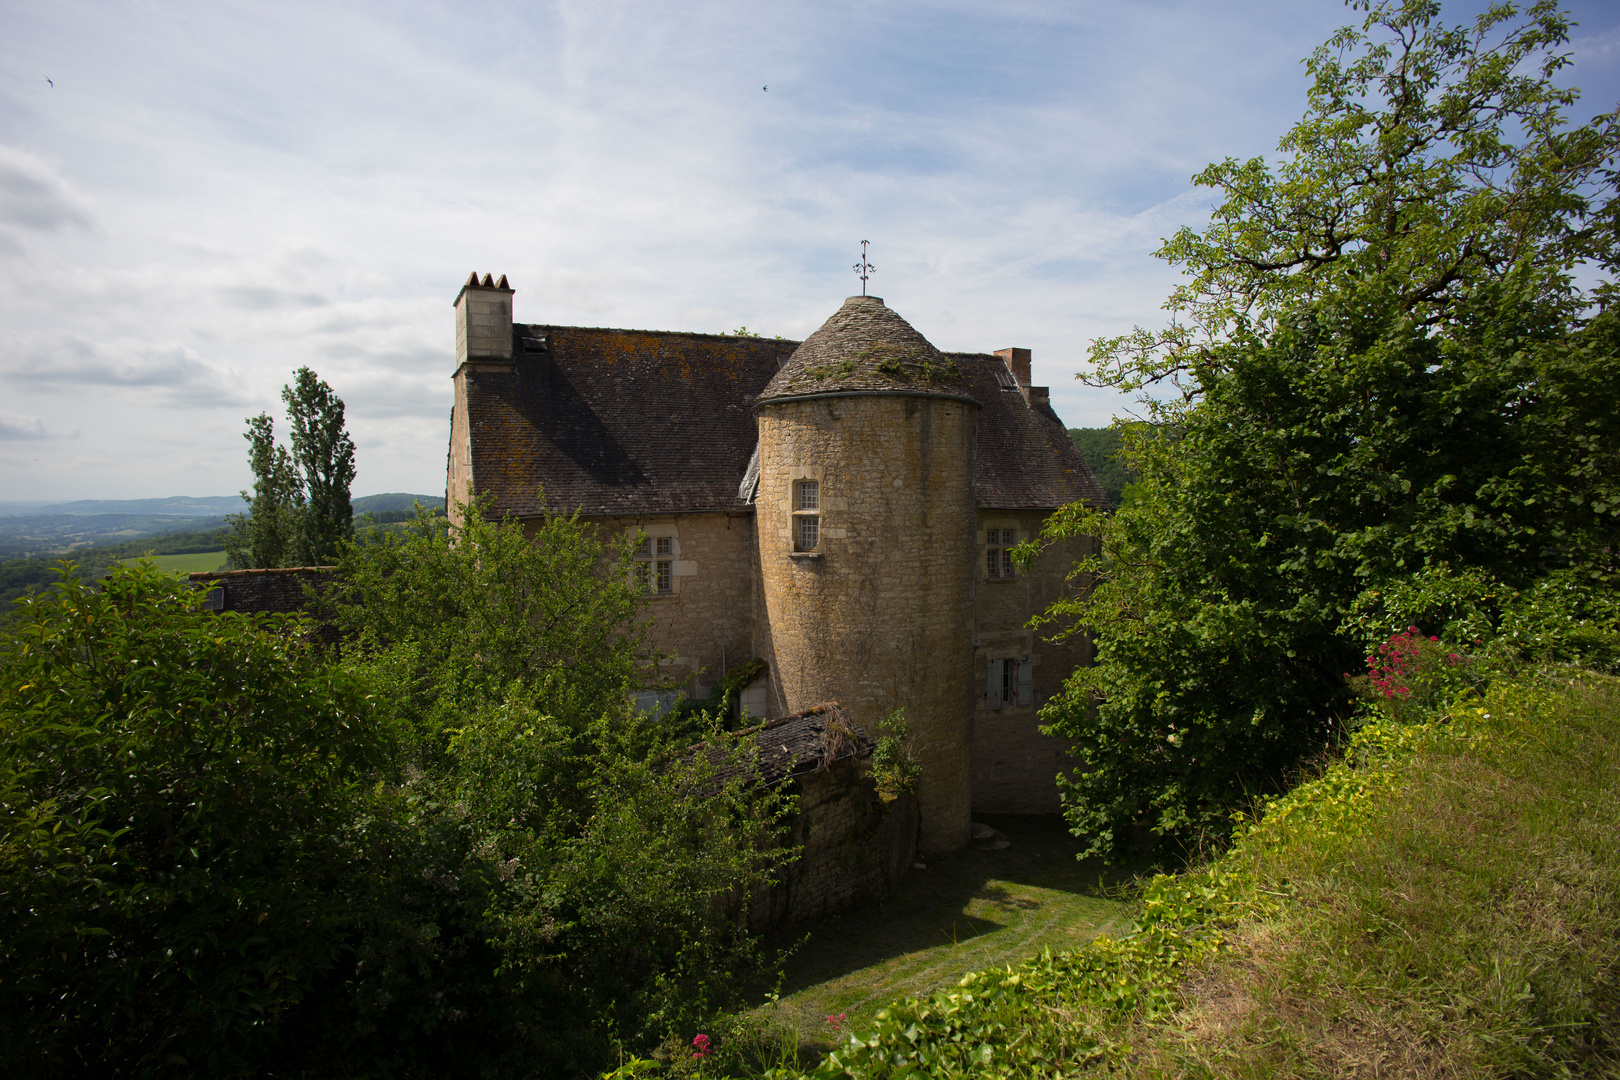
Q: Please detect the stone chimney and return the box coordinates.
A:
[454,272,514,368]
[994,347,1031,387]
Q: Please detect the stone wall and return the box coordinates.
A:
[188,567,340,642]
[572,511,759,700]
[754,393,979,852]
[969,511,1090,813]
[749,761,917,932]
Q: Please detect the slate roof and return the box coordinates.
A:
[461,306,1109,518]
[464,325,796,518]
[953,354,1112,511]
[757,295,975,403]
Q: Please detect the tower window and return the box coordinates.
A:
[633,533,675,593]
[986,529,1017,578]
[793,480,820,551]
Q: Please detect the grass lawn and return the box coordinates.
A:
[121,551,230,574]
[761,814,1132,1048]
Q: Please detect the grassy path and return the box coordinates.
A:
[760,814,1132,1047]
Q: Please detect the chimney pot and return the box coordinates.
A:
[994,347,1032,386]
[454,274,515,367]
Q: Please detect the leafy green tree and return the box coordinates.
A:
[1038,0,1620,860]
[224,411,307,568]
[327,493,655,757]
[224,367,355,568]
[2,513,794,1076]
[317,496,794,1073]
[0,563,380,1075]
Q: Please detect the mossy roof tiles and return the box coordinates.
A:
[757,295,974,402]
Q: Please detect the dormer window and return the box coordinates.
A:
[794,480,820,551]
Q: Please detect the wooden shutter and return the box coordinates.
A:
[1017,657,1033,705]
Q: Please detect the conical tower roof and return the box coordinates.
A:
[756,296,978,405]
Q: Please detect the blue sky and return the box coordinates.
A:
[1,0,1617,500]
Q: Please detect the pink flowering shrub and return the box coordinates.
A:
[1346,626,1476,722]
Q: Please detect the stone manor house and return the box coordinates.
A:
[447,274,1108,852]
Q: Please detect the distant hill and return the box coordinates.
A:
[1069,428,1134,507]
[0,493,443,558]
[352,493,446,514]
[0,496,245,518]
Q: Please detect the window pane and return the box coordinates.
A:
[1002,658,1014,703]
[799,515,819,549]
[798,480,819,510]
[657,560,672,592]
[1002,529,1017,545]
[1002,549,1015,577]
[986,548,999,577]
[656,536,672,556]
[635,563,651,590]
[634,536,650,557]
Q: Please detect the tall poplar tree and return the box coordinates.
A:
[284,367,356,563]
[225,367,356,568]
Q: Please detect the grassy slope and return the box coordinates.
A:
[1141,677,1620,1077]
[784,674,1620,1078]
[130,551,229,574]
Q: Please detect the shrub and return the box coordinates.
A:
[0,562,379,1076]
[868,709,920,800]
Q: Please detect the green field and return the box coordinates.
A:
[763,814,1130,1049]
[121,550,230,574]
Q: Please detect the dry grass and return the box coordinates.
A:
[1131,678,1620,1079]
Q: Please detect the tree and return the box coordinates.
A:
[223,367,355,568]
[0,563,380,1074]
[1037,0,1620,860]
[284,367,356,563]
[2,512,793,1077]
[317,497,793,1073]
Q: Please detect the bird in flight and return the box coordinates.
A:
[46,77,53,87]
[763,85,768,91]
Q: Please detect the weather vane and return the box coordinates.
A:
[853,240,875,296]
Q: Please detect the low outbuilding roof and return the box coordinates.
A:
[699,702,873,790]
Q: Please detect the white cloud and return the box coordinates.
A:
[6,335,248,407]
[0,0,1613,499]
[0,409,77,440]
[0,144,94,234]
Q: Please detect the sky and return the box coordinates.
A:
[1,0,1617,502]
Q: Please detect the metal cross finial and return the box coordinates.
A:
[853,240,875,296]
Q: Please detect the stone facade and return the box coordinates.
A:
[449,281,1110,852]
[754,394,979,852]
[750,764,918,932]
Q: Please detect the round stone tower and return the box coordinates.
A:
[754,295,979,852]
